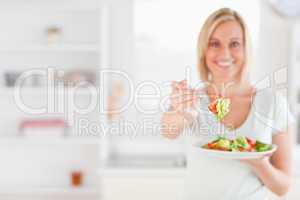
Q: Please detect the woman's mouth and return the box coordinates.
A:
[215,60,234,68]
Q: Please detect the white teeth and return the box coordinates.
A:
[217,60,233,67]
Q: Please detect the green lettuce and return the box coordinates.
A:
[216,98,230,121]
[255,140,272,152]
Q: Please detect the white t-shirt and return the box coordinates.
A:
[181,88,295,200]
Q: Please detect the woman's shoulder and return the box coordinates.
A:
[255,87,274,102]
[255,87,287,101]
[254,87,289,113]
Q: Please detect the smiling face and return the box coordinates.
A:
[205,20,245,83]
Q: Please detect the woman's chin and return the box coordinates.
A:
[216,64,233,70]
[212,71,237,82]
[212,67,234,76]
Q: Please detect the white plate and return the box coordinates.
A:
[193,142,278,160]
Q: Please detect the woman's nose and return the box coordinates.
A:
[219,47,231,59]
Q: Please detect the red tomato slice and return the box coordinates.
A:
[207,143,215,149]
[246,137,256,147]
[208,101,217,114]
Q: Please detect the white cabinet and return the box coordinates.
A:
[102,176,184,200]
[0,0,109,197]
[100,169,185,200]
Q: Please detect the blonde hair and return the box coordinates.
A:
[197,8,252,84]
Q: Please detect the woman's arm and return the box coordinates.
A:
[244,126,292,196]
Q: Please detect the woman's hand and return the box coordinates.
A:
[160,79,201,139]
[170,80,199,124]
[160,80,199,139]
[240,131,292,196]
[240,156,271,170]
[170,80,199,113]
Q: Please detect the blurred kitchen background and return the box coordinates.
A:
[0,0,299,199]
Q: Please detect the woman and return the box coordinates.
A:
[160,8,294,200]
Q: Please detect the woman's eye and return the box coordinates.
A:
[230,41,240,48]
[209,41,220,48]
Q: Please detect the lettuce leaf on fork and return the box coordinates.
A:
[215,98,230,121]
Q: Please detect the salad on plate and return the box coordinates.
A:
[202,136,273,152]
[196,136,277,159]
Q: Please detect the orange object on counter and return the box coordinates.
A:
[71,171,82,187]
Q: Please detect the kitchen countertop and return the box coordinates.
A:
[98,154,186,177]
[98,167,186,177]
